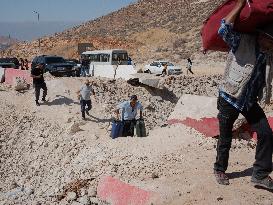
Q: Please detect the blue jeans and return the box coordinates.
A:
[81,66,89,77]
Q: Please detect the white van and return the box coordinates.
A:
[81,49,136,80]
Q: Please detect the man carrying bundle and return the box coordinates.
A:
[213,0,273,189]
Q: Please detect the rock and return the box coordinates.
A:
[66,191,77,202]
[24,187,34,196]
[151,172,159,179]
[152,96,163,102]
[67,117,73,123]
[80,188,87,197]
[67,122,83,135]
[217,197,224,201]
[89,197,99,204]
[78,195,90,205]
[71,202,82,205]
[5,187,24,199]
[87,187,97,197]
[13,77,30,91]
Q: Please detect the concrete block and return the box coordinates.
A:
[0,68,5,83]
[168,94,273,139]
[4,68,32,85]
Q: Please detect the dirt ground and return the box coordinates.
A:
[1,71,273,205]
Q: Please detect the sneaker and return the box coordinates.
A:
[35,101,40,106]
[251,176,273,190]
[214,170,229,185]
[41,98,46,102]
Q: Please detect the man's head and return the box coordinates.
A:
[257,23,273,53]
[130,95,138,107]
[84,79,90,86]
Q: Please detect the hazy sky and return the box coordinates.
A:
[0,0,137,22]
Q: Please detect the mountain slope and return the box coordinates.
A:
[1,0,227,63]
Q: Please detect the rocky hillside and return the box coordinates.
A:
[0,36,19,51]
[0,0,227,64]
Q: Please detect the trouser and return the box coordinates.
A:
[81,66,89,77]
[187,68,194,74]
[122,120,136,137]
[34,83,47,101]
[214,96,273,179]
[80,100,92,118]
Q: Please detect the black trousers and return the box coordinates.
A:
[34,83,47,101]
[214,96,273,179]
[122,120,136,137]
[80,100,92,118]
[187,68,194,74]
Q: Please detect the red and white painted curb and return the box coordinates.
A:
[97,176,159,205]
[168,94,273,139]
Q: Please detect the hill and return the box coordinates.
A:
[0,0,227,64]
[0,36,19,51]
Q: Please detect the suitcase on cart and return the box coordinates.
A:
[110,120,124,139]
[136,119,147,137]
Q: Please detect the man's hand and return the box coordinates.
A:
[224,0,246,24]
[34,74,42,79]
[237,0,246,5]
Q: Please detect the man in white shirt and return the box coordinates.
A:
[115,95,143,136]
[77,79,95,120]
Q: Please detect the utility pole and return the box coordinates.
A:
[8,34,11,47]
[33,11,40,49]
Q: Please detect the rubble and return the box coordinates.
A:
[13,77,30,91]
[0,73,271,204]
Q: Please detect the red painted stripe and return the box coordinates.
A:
[97,176,158,205]
[4,68,32,85]
[168,117,273,140]
[168,117,219,137]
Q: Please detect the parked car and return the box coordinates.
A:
[143,61,182,75]
[66,58,81,70]
[31,55,80,77]
[0,57,19,69]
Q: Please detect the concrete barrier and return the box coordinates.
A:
[90,65,137,80]
[0,68,5,83]
[168,94,273,139]
[167,95,219,137]
[4,68,32,85]
[131,73,164,88]
[97,176,159,205]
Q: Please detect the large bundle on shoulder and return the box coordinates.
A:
[201,0,273,53]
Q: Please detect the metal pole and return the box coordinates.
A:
[33,11,40,48]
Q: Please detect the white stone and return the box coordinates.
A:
[87,186,96,197]
[66,191,77,201]
[78,195,90,205]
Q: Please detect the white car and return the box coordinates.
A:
[143,61,182,75]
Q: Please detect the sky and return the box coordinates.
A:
[0,0,137,23]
